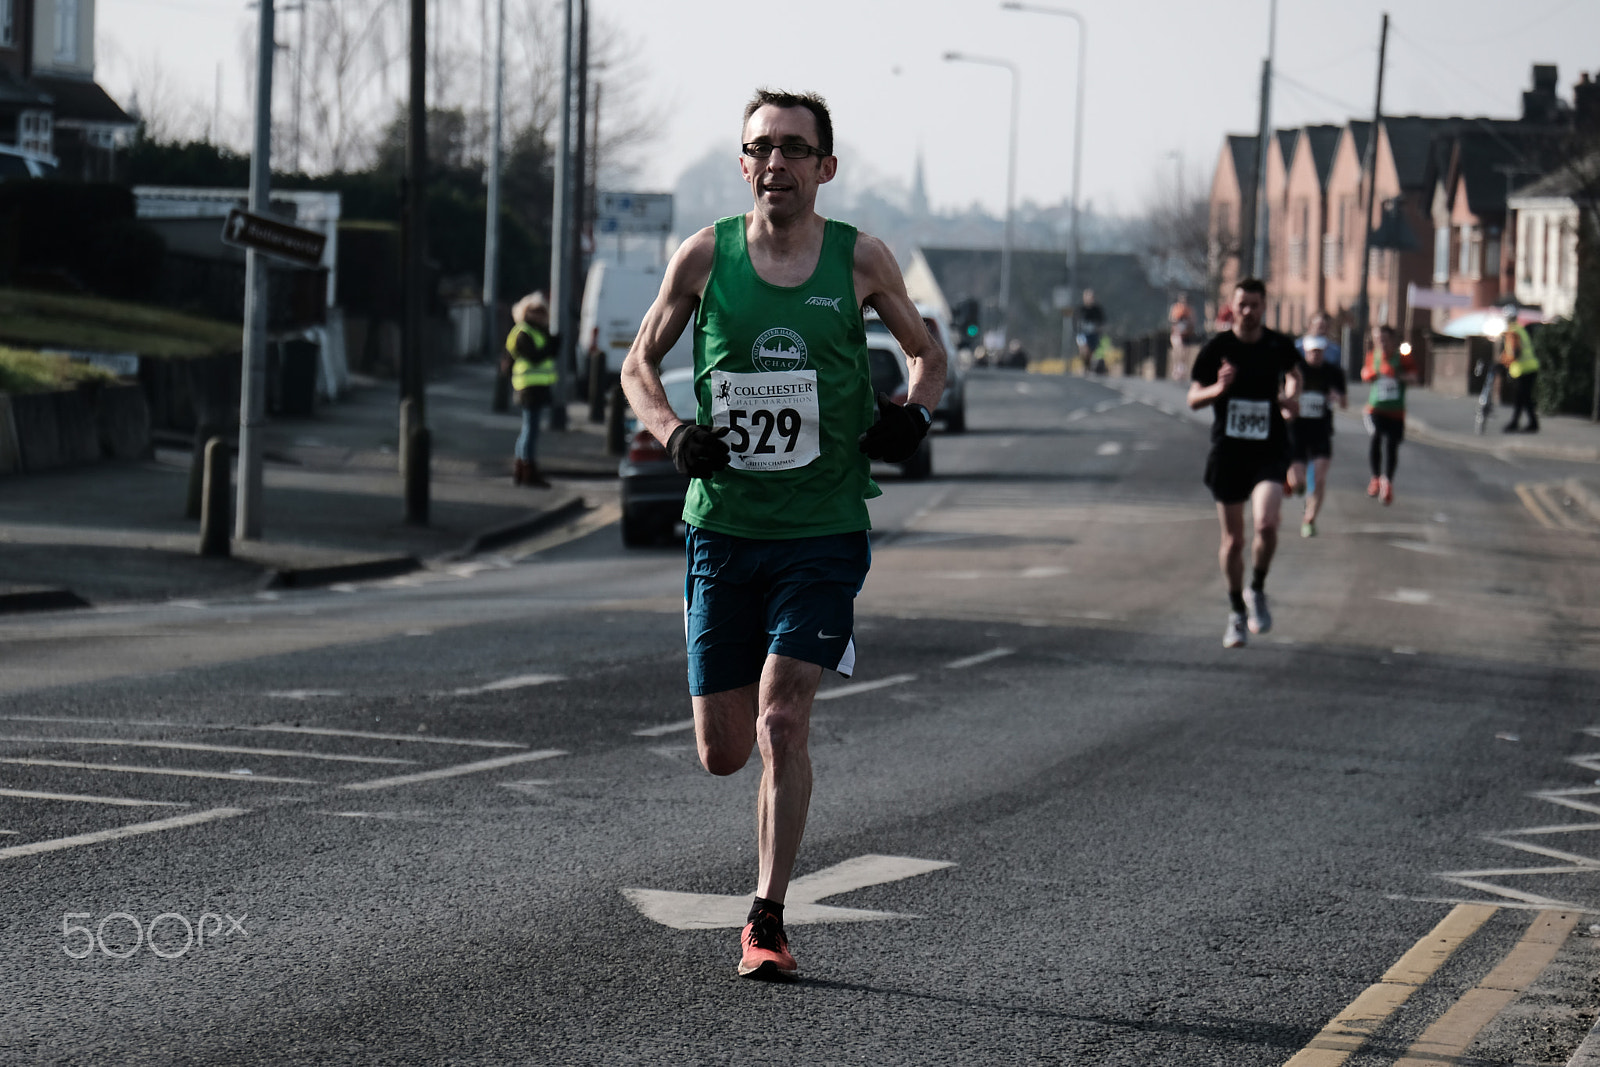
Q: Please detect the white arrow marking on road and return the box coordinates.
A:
[633,719,696,737]
[814,674,916,701]
[623,854,956,930]
[945,647,1015,670]
[452,673,566,696]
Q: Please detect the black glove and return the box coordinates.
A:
[666,423,732,478]
[857,392,929,463]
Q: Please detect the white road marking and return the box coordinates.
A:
[632,719,696,738]
[1393,646,1419,655]
[624,853,956,930]
[945,647,1016,670]
[0,787,188,807]
[168,600,206,610]
[1020,566,1070,578]
[0,807,250,861]
[451,673,566,696]
[1388,539,1453,555]
[237,725,527,749]
[0,736,414,765]
[0,758,316,785]
[1092,400,1121,413]
[1095,441,1123,456]
[342,749,566,792]
[0,830,17,835]
[329,583,360,594]
[266,689,344,700]
[1013,382,1032,394]
[1378,589,1434,605]
[0,714,178,727]
[814,674,917,701]
[1134,441,1161,451]
[1064,408,1089,421]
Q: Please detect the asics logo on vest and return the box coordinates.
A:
[751,327,809,372]
[804,296,842,312]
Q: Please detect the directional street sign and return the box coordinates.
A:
[220,207,327,268]
[623,854,955,930]
[596,191,673,236]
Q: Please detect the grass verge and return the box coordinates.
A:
[0,346,120,393]
[0,287,240,359]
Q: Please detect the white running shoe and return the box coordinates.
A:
[1223,611,1248,648]
[1244,589,1272,634]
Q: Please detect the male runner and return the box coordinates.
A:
[1285,334,1347,538]
[1187,278,1300,648]
[621,89,946,981]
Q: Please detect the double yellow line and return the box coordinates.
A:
[1285,904,1580,1066]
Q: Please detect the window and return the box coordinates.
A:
[1458,224,1482,279]
[1518,215,1532,284]
[1433,225,1451,284]
[18,111,51,156]
[55,0,78,63]
[1,0,13,47]
[1484,228,1501,287]
[1323,233,1343,279]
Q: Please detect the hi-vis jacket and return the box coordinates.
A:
[1501,323,1539,379]
[507,323,557,390]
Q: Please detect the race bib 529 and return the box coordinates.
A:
[709,370,821,472]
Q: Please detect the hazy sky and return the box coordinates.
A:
[99,0,1600,218]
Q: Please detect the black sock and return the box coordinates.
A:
[1251,569,1267,592]
[1229,591,1246,613]
[748,896,783,924]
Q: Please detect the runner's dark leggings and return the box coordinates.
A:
[1367,414,1404,479]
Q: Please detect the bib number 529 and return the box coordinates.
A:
[724,407,802,455]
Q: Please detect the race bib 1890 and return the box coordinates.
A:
[709,370,821,472]
[1371,378,1401,403]
[1225,398,1271,440]
[1299,391,1326,419]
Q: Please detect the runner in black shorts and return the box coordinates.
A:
[1187,278,1301,648]
[1285,333,1347,538]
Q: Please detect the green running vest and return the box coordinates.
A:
[683,216,879,539]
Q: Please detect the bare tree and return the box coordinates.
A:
[1138,162,1212,298]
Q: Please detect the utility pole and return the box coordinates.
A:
[1250,0,1277,281]
[235,0,275,542]
[547,0,575,432]
[401,0,430,524]
[1354,13,1390,353]
[482,0,504,364]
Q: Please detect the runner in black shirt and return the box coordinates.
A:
[1187,278,1301,648]
[1286,334,1347,538]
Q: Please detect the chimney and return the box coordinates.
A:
[1576,72,1600,136]
[1522,63,1561,124]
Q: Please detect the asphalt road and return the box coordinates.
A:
[3,368,1600,1065]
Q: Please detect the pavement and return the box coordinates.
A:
[0,361,617,611]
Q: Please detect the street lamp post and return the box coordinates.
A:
[1002,2,1084,365]
[944,52,1019,348]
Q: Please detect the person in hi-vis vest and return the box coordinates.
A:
[502,292,557,487]
[1499,306,1540,434]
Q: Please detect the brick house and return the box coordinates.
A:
[0,0,133,178]
[1509,155,1594,319]
[1273,124,1341,335]
[1262,127,1296,325]
[1318,120,1374,332]
[1206,134,1257,323]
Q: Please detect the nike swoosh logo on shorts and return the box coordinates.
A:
[817,630,846,640]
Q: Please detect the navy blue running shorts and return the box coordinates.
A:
[683,525,871,697]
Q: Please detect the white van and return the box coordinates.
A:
[578,261,692,376]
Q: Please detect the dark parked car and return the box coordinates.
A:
[618,367,695,546]
[619,350,933,547]
[864,309,965,432]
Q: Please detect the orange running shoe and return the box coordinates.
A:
[738,912,797,981]
[1367,476,1381,497]
[1380,477,1393,505]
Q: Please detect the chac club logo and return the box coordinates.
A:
[751,327,809,372]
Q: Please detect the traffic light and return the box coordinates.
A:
[954,297,981,344]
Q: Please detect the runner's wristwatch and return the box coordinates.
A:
[905,403,932,430]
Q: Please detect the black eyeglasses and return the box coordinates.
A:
[742,141,826,160]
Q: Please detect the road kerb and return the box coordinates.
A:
[1393,909,1581,1067]
[1283,903,1497,1067]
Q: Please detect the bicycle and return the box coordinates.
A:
[1474,358,1501,435]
